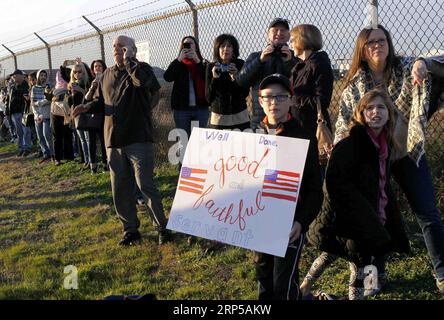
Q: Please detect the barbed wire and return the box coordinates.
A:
[88,0,162,25]
[98,2,187,31]
[85,0,145,18]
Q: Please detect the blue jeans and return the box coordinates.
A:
[173,108,209,138]
[173,108,209,164]
[36,118,54,157]
[392,155,444,280]
[11,113,32,152]
[76,129,90,164]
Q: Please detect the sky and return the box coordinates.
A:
[0,0,442,76]
[0,0,185,53]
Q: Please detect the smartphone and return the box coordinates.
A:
[183,43,191,49]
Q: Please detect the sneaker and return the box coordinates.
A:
[136,197,146,206]
[54,160,61,166]
[91,165,98,175]
[437,278,444,294]
[158,229,172,245]
[118,232,141,246]
[313,290,335,300]
[17,151,25,157]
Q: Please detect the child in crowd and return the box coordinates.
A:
[254,73,323,300]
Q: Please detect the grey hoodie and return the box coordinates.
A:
[31,69,51,120]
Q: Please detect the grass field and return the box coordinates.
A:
[0,140,443,300]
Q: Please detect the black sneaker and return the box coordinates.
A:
[118,232,141,246]
[158,229,172,245]
[17,151,25,157]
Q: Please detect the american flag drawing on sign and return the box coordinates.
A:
[178,167,208,195]
[262,169,300,202]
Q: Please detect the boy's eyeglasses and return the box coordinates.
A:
[260,94,290,103]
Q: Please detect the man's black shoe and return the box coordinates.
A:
[158,229,172,245]
[118,232,141,246]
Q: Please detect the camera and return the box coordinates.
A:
[273,44,287,57]
[219,64,230,73]
[183,43,191,49]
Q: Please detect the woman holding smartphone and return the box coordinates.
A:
[164,36,208,167]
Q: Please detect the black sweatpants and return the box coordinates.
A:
[51,114,73,161]
[255,234,305,300]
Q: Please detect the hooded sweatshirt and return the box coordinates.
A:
[31,69,52,120]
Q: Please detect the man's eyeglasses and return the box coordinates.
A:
[260,94,290,103]
[365,38,387,47]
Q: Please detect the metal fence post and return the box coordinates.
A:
[34,33,53,77]
[82,15,106,62]
[2,45,18,70]
[369,0,379,28]
[185,0,199,43]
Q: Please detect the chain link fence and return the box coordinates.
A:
[0,0,443,166]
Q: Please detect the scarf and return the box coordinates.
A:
[182,58,206,106]
[335,57,432,166]
[260,114,293,135]
[367,127,389,225]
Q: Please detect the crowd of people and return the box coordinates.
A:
[1,17,444,300]
[0,58,108,173]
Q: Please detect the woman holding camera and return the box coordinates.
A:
[164,36,209,161]
[205,34,250,130]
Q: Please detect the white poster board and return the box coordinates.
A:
[167,128,309,257]
[136,41,150,63]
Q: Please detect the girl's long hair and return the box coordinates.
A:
[350,89,399,152]
[68,63,91,91]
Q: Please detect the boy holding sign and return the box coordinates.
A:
[254,74,323,300]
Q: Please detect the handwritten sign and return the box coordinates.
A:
[167,128,309,257]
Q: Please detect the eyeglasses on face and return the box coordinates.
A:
[365,38,387,47]
[260,94,290,103]
[74,70,82,74]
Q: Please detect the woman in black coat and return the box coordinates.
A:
[164,36,209,168]
[289,24,334,135]
[205,34,250,131]
[305,90,410,300]
[164,36,209,137]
